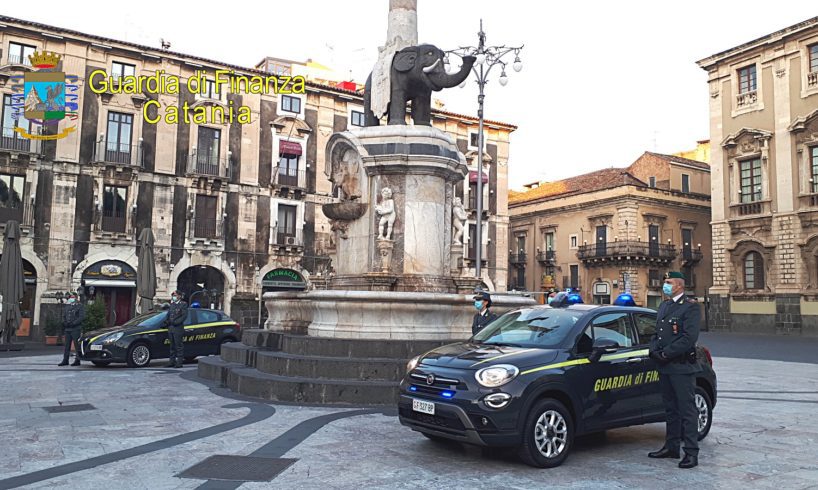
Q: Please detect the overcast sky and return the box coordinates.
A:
[6,1,816,188]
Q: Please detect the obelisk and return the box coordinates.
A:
[370,0,418,120]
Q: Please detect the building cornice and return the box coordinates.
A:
[696,16,818,70]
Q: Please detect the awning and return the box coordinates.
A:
[83,279,136,288]
[469,170,488,183]
[279,140,302,156]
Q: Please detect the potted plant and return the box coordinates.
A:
[43,318,62,345]
[82,300,107,334]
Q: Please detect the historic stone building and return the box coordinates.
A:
[508,152,712,309]
[697,16,818,335]
[0,16,515,338]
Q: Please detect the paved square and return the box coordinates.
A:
[0,349,816,489]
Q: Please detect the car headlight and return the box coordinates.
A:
[406,355,421,372]
[103,332,124,344]
[475,364,519,388]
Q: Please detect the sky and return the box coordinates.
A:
[5,1,817,189]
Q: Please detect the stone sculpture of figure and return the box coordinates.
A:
[332,148,361,201]
[375,187,396,240]
[452,197,467,245]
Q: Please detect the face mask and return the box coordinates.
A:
[474,300,483,310]
[662,283,674,296]
[67,298,76,304]
[172,296,178,303]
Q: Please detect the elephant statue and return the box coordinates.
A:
[364,44,476,126]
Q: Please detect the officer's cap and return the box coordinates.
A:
[664,271,685,280]
[66,291,78,299]
[473,291,491,302]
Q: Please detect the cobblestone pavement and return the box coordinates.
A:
[0,354,816,489]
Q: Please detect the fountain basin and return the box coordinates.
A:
[321,202,368,221]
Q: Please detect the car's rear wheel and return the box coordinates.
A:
[695,386,713,441]
[126,343,152,368]
[517,398,573,468]
[91,361,111,367]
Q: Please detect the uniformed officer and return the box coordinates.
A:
[471,291,497,336]
[648,271,702,469]
[58,292,85,367]
[164,290,189,368]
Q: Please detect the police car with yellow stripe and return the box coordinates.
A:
[78,309,241,368]
[398,294,716,468]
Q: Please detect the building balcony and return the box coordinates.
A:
[680,248,703,265]
[100,215,127,234]
[5,54,32,66]
[536,250,556,264]
[0,202,34,231]
[188,218,223,241]
[577,240,676,265]
[94,140,143,167]
[187,150,231,180]
[1,128,42,155]
[736,90,757,109]
[730,200,771,219]
[271,227,304,251]
[272,168,307,191]
[509,252,527,266]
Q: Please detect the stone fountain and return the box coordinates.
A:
[197,0,533,403]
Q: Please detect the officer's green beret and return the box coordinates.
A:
[664,271,685,280]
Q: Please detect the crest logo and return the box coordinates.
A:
[9,51,79,140]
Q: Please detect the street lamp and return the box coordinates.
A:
[448,20,523,280]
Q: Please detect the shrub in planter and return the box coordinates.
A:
[82,300,108,334]
[43,318,62,345]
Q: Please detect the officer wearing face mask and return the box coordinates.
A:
[471,291,497,336]
[58,292,85,366]
[648,271,702,469]
[164,290,188,368]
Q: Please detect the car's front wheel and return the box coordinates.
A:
[126,343,152,368]
[517,398,573,468]
[695,386,713,441]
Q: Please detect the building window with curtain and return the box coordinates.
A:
[106,112,133,164]
[811,147,818,193]
[276,204,297,244]
[196,126,221,175]
[740,158,762,203]
[1,95,32,151]
[102,185,128,233]
[744,251,764,290]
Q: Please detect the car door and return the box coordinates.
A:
[631,311,664,418]
[189,309,221,355]
[571,311,646,431]
[181,309,200,355]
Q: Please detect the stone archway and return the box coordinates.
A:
[799,234,818,290]
[176,265,225,309]
[168,254,237,315]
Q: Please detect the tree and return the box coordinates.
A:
[82,300,107,333]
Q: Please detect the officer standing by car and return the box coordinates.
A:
[471,291,497,336]
[165,290,188,368]
[648,271,702,469]
[58,292,85,367]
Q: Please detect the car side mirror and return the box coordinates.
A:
[589,338,619,362]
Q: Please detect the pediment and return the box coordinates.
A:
[272,116,312,135]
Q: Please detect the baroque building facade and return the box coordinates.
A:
[697,16,818,335]
[0,16,514,339]
[508,152,712,310]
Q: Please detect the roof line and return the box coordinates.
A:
[696,15,818,68]
[0,15,516,129]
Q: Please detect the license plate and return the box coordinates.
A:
[412,398,435,415]
[90,344,102,351]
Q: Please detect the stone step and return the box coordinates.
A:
[241,330,451,359]
[226,367,400,405]
[255,350,406,382]
[197,356,245,387]
[220,342,257,365]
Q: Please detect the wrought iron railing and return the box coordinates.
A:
[187,149,231,179]
[271,226,303,246]
[577,240,676,261]
[189,218,223,240]
[508,253,527,265]
[94,140,143,167]
[273,168,306,189]
[536,250,556,263]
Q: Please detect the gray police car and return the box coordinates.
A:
[398,301,716,468]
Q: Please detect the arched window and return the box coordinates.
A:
[744,251,764,290]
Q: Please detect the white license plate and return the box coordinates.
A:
[90,344,102,351]
[412,398,435,415]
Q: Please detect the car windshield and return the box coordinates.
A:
[472,308,582,348]
[120,311,168,328]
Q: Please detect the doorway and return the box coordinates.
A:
[96,287,134,327]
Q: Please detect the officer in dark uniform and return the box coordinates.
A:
[164,290,188,368]
[471,291,497,336]
[648,271,702,469]
[58,292,85,366]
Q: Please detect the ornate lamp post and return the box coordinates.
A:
[447,20,523,281]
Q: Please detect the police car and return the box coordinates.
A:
[78,309,241,368]
[398,295,716,468]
